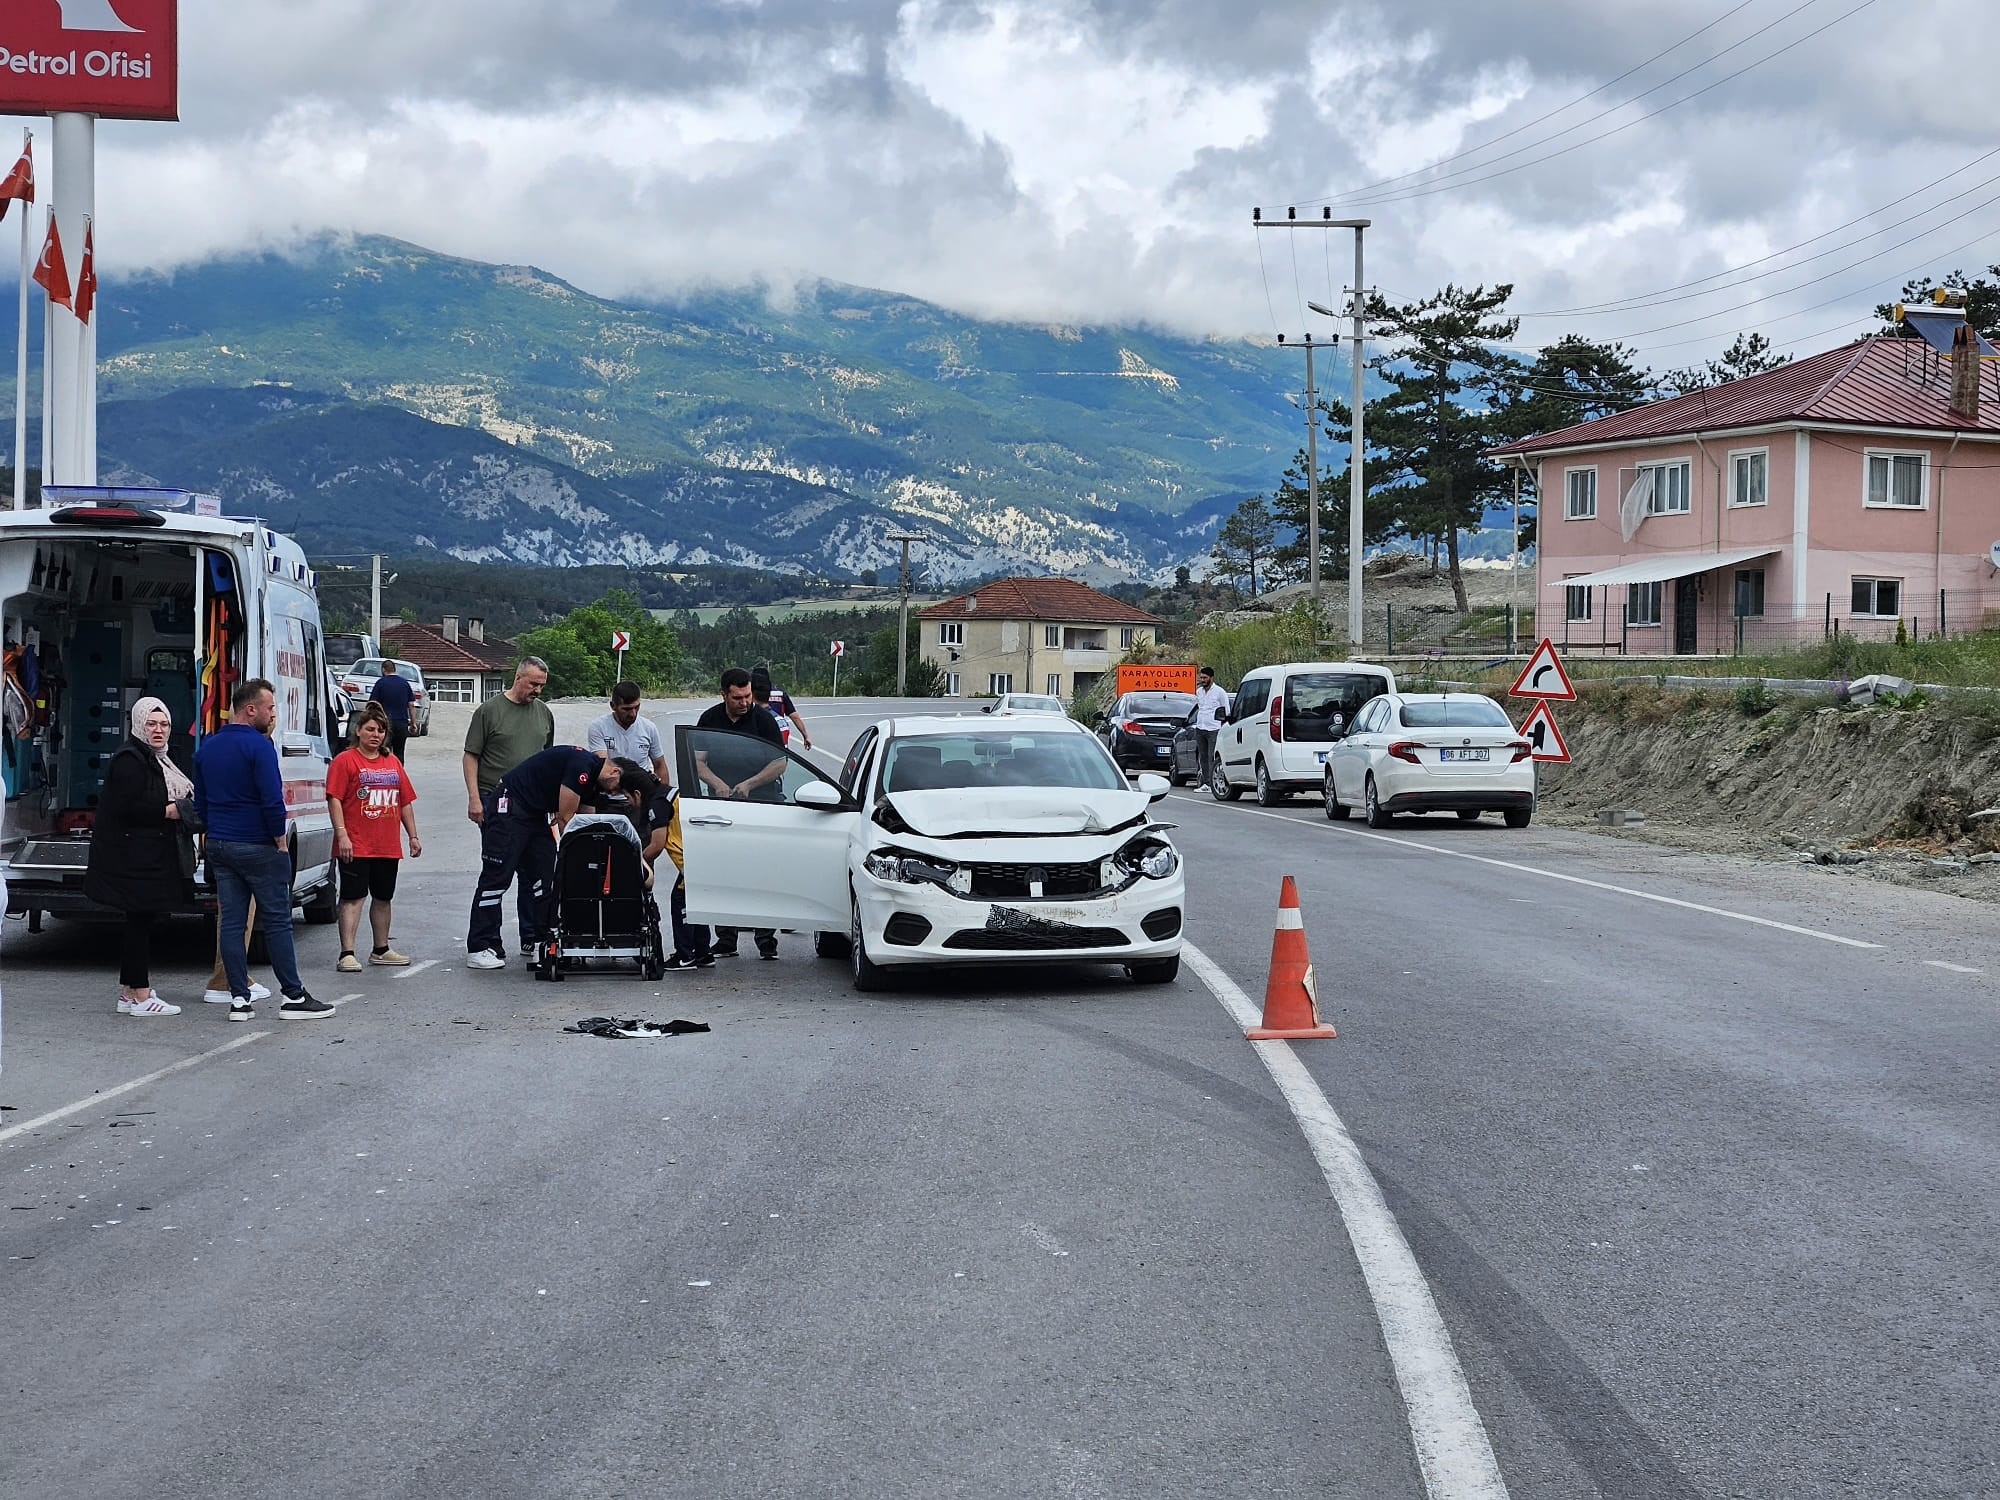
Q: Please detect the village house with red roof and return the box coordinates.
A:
[918,578,1165,701]
[1489,309,2000,655]
[380,615,522,703]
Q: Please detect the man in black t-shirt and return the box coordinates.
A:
[690,667,788,958]
[466,746,622,969]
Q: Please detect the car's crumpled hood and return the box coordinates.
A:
[882,786,1152,839]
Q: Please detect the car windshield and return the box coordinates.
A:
[1126,693,1194,717]
[882,731,1125,792]
[1398,699,1512,729]
[325,634,370,664]
[1285,673,1389,739]
[1006,696,1065,712]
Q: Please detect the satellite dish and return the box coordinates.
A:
[1990,539,2000,570]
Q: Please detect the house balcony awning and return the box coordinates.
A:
[1547,546,1779,590]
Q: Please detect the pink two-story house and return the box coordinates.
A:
[1489,325,2000,654]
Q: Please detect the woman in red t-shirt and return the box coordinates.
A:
[326,701,422,973]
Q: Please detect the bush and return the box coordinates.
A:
[1735,679,1777,717]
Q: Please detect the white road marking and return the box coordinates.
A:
[1173,795,1881,950]
[1925,960,1983,975]
[0,1032,272,1146]
[1182,941,1509,1500]
[333,993,364,1004]
[391,960,440,981]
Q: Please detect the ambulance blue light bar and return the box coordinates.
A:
[41,485,209,511]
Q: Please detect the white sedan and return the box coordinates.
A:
[674,715,1184,990]
[984,692,1069,718]
[1322,692,1535,828]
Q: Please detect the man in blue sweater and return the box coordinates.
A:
[368,658,416,761]
[194,678,332,1022]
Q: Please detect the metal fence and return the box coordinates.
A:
[1555,590,1995,657]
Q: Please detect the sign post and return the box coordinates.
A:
[830,638,844,698]
[610,628,630,683]
[1508,637,1576,763]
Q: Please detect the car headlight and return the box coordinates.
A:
[1113,836,1179,881]
[862,848,959,886]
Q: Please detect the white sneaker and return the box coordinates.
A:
[116,990,161,1014]
[126,994,181,1017]
[203,982,271,1005]
[465,950,506,971]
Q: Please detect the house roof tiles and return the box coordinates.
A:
[917,577,1165,626]
[381,622,519,675]
[1490,336,2000,458]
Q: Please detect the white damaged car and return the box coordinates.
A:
[673,715,1185,991]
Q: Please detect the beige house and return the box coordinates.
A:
[918,578,1166,702]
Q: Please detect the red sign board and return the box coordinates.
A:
[1115,663,1198,695]
[1508,638,1577,701]
[0,1,178,121]
[1518,702,1571,763]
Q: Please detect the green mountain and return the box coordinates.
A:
[36,234,1310,578]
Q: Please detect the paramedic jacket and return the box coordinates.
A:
[194,723,288,843]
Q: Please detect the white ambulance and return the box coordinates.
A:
[0,487,340,930]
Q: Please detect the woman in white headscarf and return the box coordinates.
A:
[83,696,197,1016]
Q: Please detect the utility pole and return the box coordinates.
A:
[1274,331,1332,614]
[370,553,382,642]
[889,533,927,696]
[1256,208,1371,650]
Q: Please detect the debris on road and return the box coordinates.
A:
[561,1016,711,1039]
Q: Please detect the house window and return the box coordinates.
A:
[1044,624,1061,648]
[1626,581,1662,626]
[429,675,478,704]
[1851,577,1902,618]
[1729,450,1768,508]
[1120,626,1136,648]
[1733,569,1765,619]
[1640,460,1691,516]
[1046,673,1062,696]
[944,672,960,696]
[1565,467,1597,520]
[1565,581,1592,622]
[1864,450,1926,509]
[988,673,1013,695]
[938,621,964,646]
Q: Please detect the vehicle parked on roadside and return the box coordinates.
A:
[337,658,431,737]
[1322,691,1535,828]
[1209,661,1395,806]
[984,692,1067,717]
[674,714,1184,991]
[1097,690,1196,775]
[323,631,379,674]
[0,487,341,931]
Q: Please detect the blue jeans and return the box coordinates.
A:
[210,841,303,1001]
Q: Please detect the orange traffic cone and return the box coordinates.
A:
[1246,875,1336,1040]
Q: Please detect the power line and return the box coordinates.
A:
[1331,0,1881,210]
[1309,0,1766,206]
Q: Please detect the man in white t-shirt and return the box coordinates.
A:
[1189,665,1232,784]
[586,682,669,781]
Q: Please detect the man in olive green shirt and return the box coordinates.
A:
[462,656,556,961]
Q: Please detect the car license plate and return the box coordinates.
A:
[1316,750,1329,764]
[1439,748,1490,763]
[1157,746,1170,755]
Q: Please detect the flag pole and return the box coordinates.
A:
[12,131,27,509]
[72,215,86,484]
[38,209,50,497]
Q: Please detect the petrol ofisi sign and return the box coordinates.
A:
[0,0,177,121]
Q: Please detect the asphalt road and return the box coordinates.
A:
[4,694,1998,1498]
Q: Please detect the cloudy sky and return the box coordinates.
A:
[42,0,2000,368]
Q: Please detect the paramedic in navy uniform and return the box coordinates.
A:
[465,747,623,971]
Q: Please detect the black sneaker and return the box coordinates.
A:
[279,992,337,1021]
[712,942,738,957]
[692,952,716,969]
[228,999,255,1023]
[661,955,702,973]
[757,946,779,961]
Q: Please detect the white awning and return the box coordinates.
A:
[1547,546,1778,590]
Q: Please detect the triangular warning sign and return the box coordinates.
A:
[1518,702,1571,763]
[1509,638,1577,700]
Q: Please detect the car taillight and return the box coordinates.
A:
[1122,719,1145,734]
[1508,739,1533,763]
[1387,741,1424,764]
[1269,694,1283,742]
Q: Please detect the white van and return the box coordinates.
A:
[1208,660,1396,806]
[0,487,340,930]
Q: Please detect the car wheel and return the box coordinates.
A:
[849,894,886,992]
[1255,759,1284,807]
[301,876,339,925]
[1456,809,1481,824]
[1365,776,1394,828]
[1323,772,1350,820]
[814,928,853,960]
[1127,955,1179,984]
[1209,759,1242,802]
[1504,806,1533,829]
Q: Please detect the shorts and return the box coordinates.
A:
[338,856,401,903]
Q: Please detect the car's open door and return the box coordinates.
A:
[673,725,858,929]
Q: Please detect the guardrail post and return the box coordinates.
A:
[1939,588,1947,638]
[1385,603,1394,654]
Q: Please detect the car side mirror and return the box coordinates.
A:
[794,781,845,810]
[981,704,993,714]
[1134,773,1170,800]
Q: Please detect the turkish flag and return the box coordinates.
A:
[74,220,96,326]
[0,143,32,223]
[33,215,70,310]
